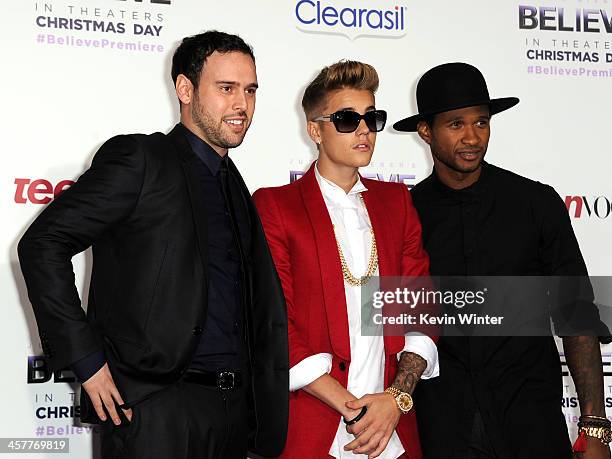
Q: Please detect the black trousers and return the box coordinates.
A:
[101,380,248,459]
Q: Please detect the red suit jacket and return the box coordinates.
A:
[253,164,432,459]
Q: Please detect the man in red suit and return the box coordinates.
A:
[253,61,438,459]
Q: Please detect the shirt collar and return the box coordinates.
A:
[314,161,368,205]
[179,123,225,175]
[431,160,490,199]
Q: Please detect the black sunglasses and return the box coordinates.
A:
[314,109,387,133]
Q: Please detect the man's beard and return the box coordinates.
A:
[191,97,249,150]
[432,145,486,174]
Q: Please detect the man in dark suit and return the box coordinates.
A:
[393,63,610,459]
[18,31,288,459]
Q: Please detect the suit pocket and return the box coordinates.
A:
[103,334,149,368]
[142,241,174,332]
[79,388,100,424]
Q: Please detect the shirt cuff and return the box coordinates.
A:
[71,350,105,383]
[400,333,439,379]
[289,353,333,391]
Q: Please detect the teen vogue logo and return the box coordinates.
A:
[14,178,74,204]
[565,195,612,219]
[294,0,407,40]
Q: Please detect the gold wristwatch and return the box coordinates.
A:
[385,386,413,414]
[580,426,612,445]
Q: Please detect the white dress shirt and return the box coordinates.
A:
[289,164,439,459]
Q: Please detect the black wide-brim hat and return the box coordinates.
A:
[393,62,519,132]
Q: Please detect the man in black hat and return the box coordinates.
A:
[393,63,610,458]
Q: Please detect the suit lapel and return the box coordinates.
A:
[168,125,209,283]
[362,181,405,355]
[300,165,351,362]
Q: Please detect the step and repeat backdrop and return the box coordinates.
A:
[2,0,612,456]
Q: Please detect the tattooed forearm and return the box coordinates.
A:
[391,352,427,394]
[563,336,605,416]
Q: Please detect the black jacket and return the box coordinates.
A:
[18,125,289,456]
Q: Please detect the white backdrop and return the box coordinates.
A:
[2,0,611,456]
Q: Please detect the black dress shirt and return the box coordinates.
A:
[410,162,587,458]
[181,124,250,372]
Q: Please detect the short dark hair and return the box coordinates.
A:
[171,31,255,89]
[302,60,379,120]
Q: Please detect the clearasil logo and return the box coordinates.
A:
[294,0,408,40]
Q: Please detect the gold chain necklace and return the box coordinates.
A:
[333,194,378,287]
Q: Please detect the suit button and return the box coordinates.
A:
[192,326,203,336]
[339,361,346,371]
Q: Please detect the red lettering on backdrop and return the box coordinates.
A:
[28,179,53,204]
[14,178,30,204]
[14,178,75,204]
[565,195,583,218]
[54,180,73,197]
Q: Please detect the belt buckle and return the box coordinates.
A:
[217,371,235,390]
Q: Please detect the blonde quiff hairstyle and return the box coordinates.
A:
[301,60,379,121]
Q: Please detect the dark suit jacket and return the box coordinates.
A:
[18,124,289,456]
